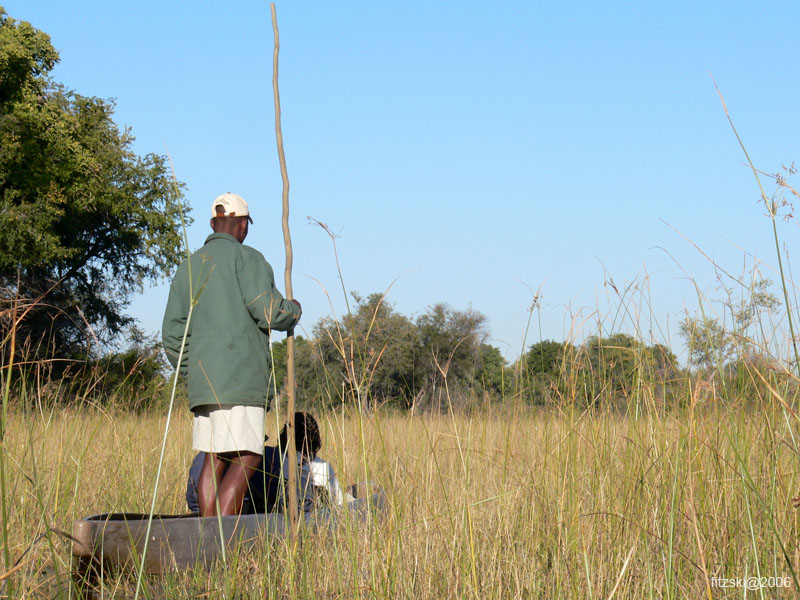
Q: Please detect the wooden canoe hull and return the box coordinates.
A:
[72,489,385,576]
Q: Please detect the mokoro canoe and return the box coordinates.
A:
[71,484,385,577]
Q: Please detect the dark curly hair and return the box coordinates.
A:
[279,412,321,463]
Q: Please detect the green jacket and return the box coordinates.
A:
[161,233,301,411]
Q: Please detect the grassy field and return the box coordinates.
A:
[1,397,798,598]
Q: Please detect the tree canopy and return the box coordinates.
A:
[518,334,679,407]
[269,294,505,410]
[0,8,187,360]
[679,277,779,370]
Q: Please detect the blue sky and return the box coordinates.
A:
[5,1,800,361]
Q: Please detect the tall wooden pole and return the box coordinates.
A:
[270,2,299,538]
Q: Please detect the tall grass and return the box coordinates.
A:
[0,395,798,598]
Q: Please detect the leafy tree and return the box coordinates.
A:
[576,333,678,406]
[300,293,419,408]
[525,339,569,377]
[680,278,779,370]
[348,293,418,403]
[268,335,332,408]
[0,8,187,362]
[521,339,575,404]
[476,343,506,398]
[679,277,789,405]
[69,330,170,411]
[679,313,736,370]
[285,296,507,410]
[414,303,490,408]
[724,351,795,406]
[584,334,639,397]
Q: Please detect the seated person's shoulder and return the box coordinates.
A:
[308,457,334,479]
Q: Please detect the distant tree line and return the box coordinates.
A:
[519,335,680,409]
[269,293,505,411]
[7,284,792,412]
[266,293,685,412]
[264,282,792,412]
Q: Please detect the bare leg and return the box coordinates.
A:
[198,453,228,517]
[198,451,262,516]
[216,452,262,515]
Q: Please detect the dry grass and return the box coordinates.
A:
[1,399,798,598]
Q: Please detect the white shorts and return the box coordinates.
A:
[192,405,265,455]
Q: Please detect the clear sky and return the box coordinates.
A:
[5,1,800,362]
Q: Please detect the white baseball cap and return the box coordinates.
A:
[211,192,253,223]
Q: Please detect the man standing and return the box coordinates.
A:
[162,192,301,516]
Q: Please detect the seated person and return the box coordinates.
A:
[186,412,344,514]
[294,412,345,507]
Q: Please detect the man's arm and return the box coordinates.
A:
[240,252,301,332]
[162,280,190,374]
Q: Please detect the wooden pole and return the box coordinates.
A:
[270,2,299,539]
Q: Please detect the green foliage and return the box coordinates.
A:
[525,339,566,377]
[574,334,678,407]
[0,8,58,106]
[310,293,419,407]
[269,335,325,407]
[71,337,170,411]
[476,343,506,398]
[676,275,792,406]
[5,329,171,411]
[0,8,188,361]
[679,277,779,370]
[520,339,574,404]
[414,303,486,399]
[584,334,641,398]
[576,333,678,404]
[275,294,507,411]
[679,316,731,369]
[518,335,679,408]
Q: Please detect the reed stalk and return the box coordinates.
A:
[713,80,800,375]
[270,1,300,540]
[0,283,17,597]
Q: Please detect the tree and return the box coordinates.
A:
[679,316,732,369]
[521,339,575,404]
[303,293,419,408]
[575,333,678,406]
[679,278,779,370]
[0,9,187,361]
[414,303,491,408]
[525,339,569,377]
[69,329,170,411]
[269,335,322,406]
[476,343,506,398]
[286,296,506,410]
